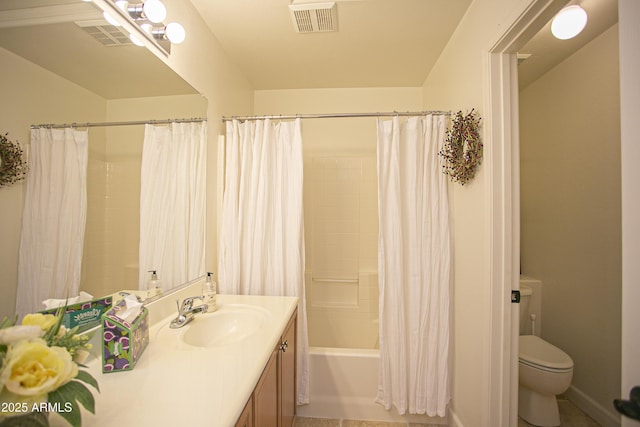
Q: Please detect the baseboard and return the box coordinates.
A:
[564,385,621,427]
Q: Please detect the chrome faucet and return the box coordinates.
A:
[169,296,208,329]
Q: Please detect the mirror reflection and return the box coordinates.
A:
[0,0,207,315]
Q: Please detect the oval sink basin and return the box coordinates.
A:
[157,304,269,349]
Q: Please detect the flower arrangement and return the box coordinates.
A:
[0,133,28,188]
[0,310,99,427]
[439,109,483,185]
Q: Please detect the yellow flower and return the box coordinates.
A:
[0,339,77,399]
[21,313,57,331]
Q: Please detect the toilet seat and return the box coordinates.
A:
[519,335,573,373]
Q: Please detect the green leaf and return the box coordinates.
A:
[61,381,96,414]
[47,380,97,427]
[74,370,100,392]
[49,388,81,427]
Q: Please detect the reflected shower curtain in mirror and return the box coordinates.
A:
[376,115,451,416]
[219,118,309,404]
[139,122,206,294]
[16,127,89,317]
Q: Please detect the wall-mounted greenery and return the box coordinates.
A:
[439,109,483,186]
[0,133,28,187]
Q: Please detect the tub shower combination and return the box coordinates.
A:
[300,272,440,424]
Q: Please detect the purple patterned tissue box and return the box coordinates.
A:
[101,300,149,373]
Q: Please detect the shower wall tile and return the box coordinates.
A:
[305,155,379,348]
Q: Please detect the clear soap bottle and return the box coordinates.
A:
[147,270,162,299]
[202,272,217,312]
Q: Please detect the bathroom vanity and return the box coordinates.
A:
[49,289,299,427]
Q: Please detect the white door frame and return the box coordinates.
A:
[485,1,568,425]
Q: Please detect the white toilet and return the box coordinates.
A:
[519,283,574,426]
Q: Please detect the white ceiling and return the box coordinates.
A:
[0,0,619,97]
[190,0,472,90]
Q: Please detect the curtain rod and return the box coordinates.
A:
[221,110,451,122]
[30,117,207,129]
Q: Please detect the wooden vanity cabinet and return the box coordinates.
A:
[236,396,254,427]
[239,309,297,427]
[278,311,296,427]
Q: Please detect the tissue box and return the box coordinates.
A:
[40,296,112,332]
[102,300,149,373]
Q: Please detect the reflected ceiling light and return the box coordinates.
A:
[103,11,121,26]
[129,33,144,46]
[551,5,588,40]
[152,22,186,44]
[128,0,167,24]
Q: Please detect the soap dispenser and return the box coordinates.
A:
[147,270,162,299]
[202,272,217,312]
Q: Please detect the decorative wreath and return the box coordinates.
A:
[439,109,482,185]
[0,133,28,187]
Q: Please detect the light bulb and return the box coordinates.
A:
[551,5,588,40]
[115,1,128,11]
[143,0,166,24]
[129,33,144,46]
[165,22,185,44]
[103,11,121,26]
[140,22,153,34]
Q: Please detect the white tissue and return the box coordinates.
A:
[115,294,144,323]
[42,291,94,310]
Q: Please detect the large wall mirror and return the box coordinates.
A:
[0,0,207,307]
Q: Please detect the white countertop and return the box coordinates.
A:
[51,293,298,427]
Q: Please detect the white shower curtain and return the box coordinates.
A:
[375,115,451,417]
[16,127,89,317]
[139,122,207,293]
[219,118,309,405]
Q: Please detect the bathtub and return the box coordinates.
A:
[297,346,447,424]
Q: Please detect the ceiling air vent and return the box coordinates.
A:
[75,19,132,46]
[289,2,337,33]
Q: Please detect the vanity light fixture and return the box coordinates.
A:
[152,22,186,44]
[91,0,186,54]
[127,0,167,24]
[551,5,588,40]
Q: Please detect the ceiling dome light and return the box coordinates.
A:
[165,22,185,44]
[551,5,588,40]
[142,0,166,24]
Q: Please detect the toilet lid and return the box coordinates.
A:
[519,335,573,370]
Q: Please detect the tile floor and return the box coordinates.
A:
[295,398,601,427]
[518,398,601,427]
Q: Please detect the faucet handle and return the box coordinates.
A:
[180,295,204,312]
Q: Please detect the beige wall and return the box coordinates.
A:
[519,25,621,421]
[420,0,545,424]
[0,47,107,319]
